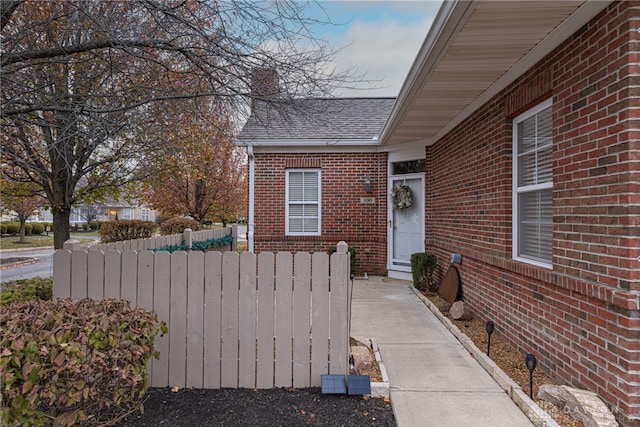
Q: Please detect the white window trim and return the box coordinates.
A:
[285,169,321,236]
[512,98,553,269]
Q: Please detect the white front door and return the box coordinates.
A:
[388,174,424,278]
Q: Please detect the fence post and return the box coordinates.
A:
[330,241,350,377]
[183,228,192,251]
[63,239,81,251]
[231,224,238,251]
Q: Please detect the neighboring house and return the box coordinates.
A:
[238,2,639,426]
[33,202,157,225]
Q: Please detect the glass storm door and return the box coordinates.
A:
[389,175,424,271]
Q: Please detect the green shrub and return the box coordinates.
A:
[0,277,53,307]
[89,221,100,230]
[4,222,19,234]
[1,224,6,234]
[0,298,166,427]
[23,222,33,235]
[82,223,89,231]
[328,246,357,274]
[155,234,233,253]
[160,217,202,235]
[98,219,157,243]
[30,223,45,235]
[411,252,438,292]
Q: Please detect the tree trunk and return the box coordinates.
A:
[450,301,473,321]
[52,207,71,249]
[18,218,26,243]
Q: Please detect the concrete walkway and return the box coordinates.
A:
[350,276,534,427]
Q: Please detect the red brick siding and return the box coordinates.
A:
[253,152,388,275]
[426,3,639,425]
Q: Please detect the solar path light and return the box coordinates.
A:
[525,353,537,399]
[485,321,494,357]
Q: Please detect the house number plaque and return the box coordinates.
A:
[360,197,376,204]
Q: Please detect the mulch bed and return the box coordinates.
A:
[118,338,391,426]
[424,292,583,427]
[119,387,395,426]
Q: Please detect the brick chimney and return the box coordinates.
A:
[250,67,280,103]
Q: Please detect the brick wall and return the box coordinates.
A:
[253,152,388,276]
[425,3,639,425]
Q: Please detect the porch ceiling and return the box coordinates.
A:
[380,0,611,148]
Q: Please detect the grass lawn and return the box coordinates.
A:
[0,234,55,250]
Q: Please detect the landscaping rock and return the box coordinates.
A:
[351,345,374,372]
[450,300,472,320]
[351,336,372,348]
[538,384,618,427]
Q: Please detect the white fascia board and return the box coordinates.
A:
[237,138,382,154]
[237,138,379,147]
[385,139,432,154]
[388,144,430,163]
[251,144,379,154]
[237,137,433,154]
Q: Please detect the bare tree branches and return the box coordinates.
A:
[2,0,357,247]
[0,0,22,31]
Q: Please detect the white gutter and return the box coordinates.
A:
[239,138,380,147]
[247,145,255,252]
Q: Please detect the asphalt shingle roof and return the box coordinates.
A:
[238,97,396,142]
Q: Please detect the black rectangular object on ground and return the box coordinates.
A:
[321,374,347,394]
[347,375,371,395]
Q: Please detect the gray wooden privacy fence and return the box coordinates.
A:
[79,225,238,252]
[52,242,351,389]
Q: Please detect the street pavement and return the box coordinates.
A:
[0,226,247,283]
[0,248,54,282]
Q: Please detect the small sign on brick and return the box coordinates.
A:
[360,197,376,204]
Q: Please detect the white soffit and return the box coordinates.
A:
[380,0,611,148]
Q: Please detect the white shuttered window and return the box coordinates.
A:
[513,99,553,267]
[286,170,321,235]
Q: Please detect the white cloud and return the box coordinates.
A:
[332,17,433,97]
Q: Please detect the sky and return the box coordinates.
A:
[308,1,442,97]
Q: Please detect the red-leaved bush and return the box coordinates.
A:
[1,299,166,426]
[159,217,202,235]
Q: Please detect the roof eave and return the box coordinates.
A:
[377,0,469,147]
[378,0,613,149]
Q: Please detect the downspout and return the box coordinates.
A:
[247,145,255,252]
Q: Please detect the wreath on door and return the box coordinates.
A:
[391,184,413,210]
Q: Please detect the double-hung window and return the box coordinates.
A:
[286,169,321,235]
[513,98,553,267]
